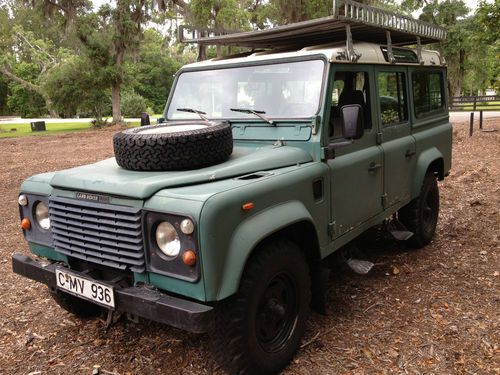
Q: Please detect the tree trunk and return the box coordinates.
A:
[456,48,466,97]
[111,81,122,124]
[111,47,125,125]
[0,66,58,117]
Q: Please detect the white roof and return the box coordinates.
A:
[184,42,443,69]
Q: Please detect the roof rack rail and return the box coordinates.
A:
[179,0,446,63]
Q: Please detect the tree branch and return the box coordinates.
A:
[0,66,42,94]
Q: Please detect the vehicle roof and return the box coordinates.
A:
[183,41,444,70]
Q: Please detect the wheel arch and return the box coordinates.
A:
[215,201,321,300]
[413,148,444,198]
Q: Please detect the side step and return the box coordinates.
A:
[385,219,414,241]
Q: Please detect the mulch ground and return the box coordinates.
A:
[0,119,498,375]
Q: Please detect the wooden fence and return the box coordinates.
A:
[450,95,499,112]
[449,95,499,136]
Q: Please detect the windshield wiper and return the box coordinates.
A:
[177,108,210,122]
[230,108,274,125]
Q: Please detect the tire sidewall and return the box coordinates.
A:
[113,121,233,171]
[241,246,310,374]
[417,173,440,244]
[122,121,225,137]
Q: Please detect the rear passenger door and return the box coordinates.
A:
[375,67,416,208]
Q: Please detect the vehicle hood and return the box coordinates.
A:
[49,146,313,199]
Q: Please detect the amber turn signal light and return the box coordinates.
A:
[182,250,197,267]
[241,202,255,211]
[21,218,31,230]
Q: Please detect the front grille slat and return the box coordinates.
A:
[51,217,141,238]
[49,196,145,273]
[51,222,142,244]
[51,211,141,230]
[52,230,144,257]
[50,201,141,222]
[53,240,145,265]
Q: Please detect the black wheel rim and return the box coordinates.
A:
[255,272,299,353]
[422,185,439,234]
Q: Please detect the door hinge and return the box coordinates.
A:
[328,222,336,239]
[381,193,388,208]
[376,132,383,145]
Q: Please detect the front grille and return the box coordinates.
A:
[49,196,145,273]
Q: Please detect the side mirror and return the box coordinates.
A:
[341,104,364,140]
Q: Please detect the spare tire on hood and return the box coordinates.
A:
[113,121,233,171]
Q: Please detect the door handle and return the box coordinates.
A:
[405,149,416,158]
[368,162,382,173]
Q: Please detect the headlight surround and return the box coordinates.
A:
[155,221,181,258]
[34,201,51,230]
[145,211,199,282]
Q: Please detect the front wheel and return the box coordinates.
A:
[211,240,311,375]
[399,172,440,248]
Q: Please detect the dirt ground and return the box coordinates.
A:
[0,120,498,375]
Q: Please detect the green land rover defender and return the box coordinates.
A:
[12,1,452,374]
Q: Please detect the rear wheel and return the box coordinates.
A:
[399,172,440,248]
[212,240,310,375]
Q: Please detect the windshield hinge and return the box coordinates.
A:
[273,138,285,147]
[311,115,321,135]
[376,132,383,145]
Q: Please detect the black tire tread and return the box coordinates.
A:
[113,122,233,171]
[399,172,439,248]
[211,240,310,375]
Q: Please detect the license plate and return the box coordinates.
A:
[55,268,115,308]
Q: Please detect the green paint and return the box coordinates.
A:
[29,243,68,262]
[14,56,453,307]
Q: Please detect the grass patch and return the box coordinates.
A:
[0,120,141,139]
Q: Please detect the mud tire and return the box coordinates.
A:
[211,240,310,375]
[399,172,440,248]
[113,121,233,171]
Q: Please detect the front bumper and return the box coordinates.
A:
[12,253,213,333]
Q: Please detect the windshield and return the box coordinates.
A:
[166,59,325,121]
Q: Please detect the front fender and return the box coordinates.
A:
[215,200,314,300]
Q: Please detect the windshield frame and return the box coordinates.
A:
[164,54,328,122]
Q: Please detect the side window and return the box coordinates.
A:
[412,71,445,118]
[377,72,408,126]
[330,71,371,138]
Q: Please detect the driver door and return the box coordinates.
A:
[326,66,384,239]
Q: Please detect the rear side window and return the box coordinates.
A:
[377,72,408,126]
[412,71,445,118]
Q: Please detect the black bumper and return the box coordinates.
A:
[12,253,213,333]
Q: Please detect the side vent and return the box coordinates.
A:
[235,171,273,180]
[312,179,323,201]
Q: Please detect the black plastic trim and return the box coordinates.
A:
[12,253,213,333]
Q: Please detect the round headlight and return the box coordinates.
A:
[156,222,180,257]
[18,194,28,206]
[35,202,50,230]
[180,218,194,234]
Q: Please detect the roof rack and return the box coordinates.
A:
[179,0,446,64]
